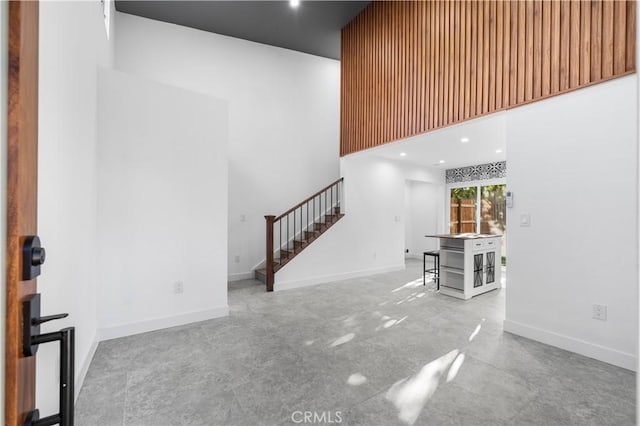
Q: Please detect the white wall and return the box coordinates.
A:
[113,13,341,281]
[275,155,444,290]
[0,0,8,421]
[404,180,442,257]
[37,0,114,414]
[505,75,638,370]
[97,69,229,339]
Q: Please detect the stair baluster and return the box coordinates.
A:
[259,178,344,291]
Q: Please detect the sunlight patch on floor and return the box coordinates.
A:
[386,349,462,425]
[347,373,368,386]
[383,319,397,328]
[468,319,485,342]
[391,278,424,293]
[446,353,465,383]
[342,315,358,327]
[395,316,408,325]
[330,333,355,347]
[373,314,410,332]
[394,289,429,305]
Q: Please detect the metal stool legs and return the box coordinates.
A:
[423,251,440,289]
[423,252,426,286]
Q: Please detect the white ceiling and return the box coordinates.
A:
[365,112,507,169]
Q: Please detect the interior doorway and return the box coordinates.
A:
[404,180,443,259]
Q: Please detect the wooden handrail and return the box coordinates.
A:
[275,177,344,221]
[263,177,344,291]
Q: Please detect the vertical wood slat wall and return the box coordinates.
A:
[340,0,636,156]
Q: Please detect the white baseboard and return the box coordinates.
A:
[503,319,637,371]
[227,259,267,282]
[97,306,229,341]
[405,253,424,260]
[275,264,405,292]
[75,335,99,402]
[228,271,254,282]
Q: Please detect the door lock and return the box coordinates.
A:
[22,235,46,281]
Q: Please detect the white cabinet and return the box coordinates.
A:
[438,235,501,300]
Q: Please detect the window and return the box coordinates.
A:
[450,183,507,260]
[480,184,506,259]
[449,186,477,234]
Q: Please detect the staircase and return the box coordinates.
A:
[256,178,344,291]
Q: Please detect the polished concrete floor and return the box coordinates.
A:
[76,260,636,425]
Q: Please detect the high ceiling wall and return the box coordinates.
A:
[340,0,636,156]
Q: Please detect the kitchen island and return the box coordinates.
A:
[426,233,502,300]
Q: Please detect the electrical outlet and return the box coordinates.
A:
[592,304,607,321]
[234,255,240,263]
[174,281,184,294]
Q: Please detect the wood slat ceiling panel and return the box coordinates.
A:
[340,0,636,156]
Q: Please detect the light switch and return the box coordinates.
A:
[520,213,530,227]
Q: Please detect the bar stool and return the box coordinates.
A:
[423,250,440,289]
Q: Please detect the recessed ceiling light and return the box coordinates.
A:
[400,152,407,157]
[439,160,445,164]
[290,0,300,8]
[461,137,469,143]
[496,149,503,153]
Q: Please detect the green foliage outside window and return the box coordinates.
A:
[451,187,477,200]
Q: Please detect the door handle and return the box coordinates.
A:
[24,327,74,426]
[23,293,68,357]
[33,313,69,326]
[22,294,75,426]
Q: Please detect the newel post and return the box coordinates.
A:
[265,215,275,292]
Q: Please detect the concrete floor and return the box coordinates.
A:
[76,260,636,425]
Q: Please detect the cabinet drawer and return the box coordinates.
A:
[472,238,500,251]
[471,240,485,251]
[485,239,499,250]
[441,267,464,291]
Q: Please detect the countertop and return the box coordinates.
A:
[425,233,501,240]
